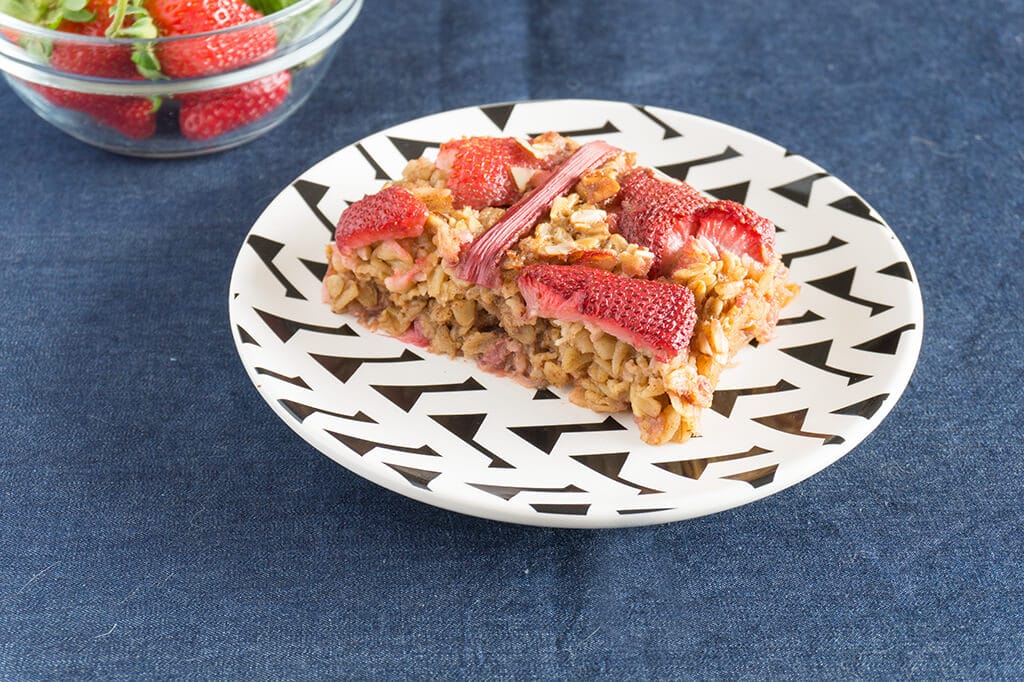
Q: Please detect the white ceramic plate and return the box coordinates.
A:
[228,99,923,528]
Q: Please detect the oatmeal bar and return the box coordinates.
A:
[322,133,798,445]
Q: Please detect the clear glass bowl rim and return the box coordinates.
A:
[0,0,355,45]
[0,0,361,94]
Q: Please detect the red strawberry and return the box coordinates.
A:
[42,88,157,138]
[335,186,430,254]
[437,136,553,210]
[145,0,276,78]
[694,200,777,264]
[54,0,113,34]
[614,168,708,277]
[49,41,137,79]
[178,70,290,140]
[518,264,698,362]
[34,7,157,139]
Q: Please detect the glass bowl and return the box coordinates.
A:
[0,0,361,157]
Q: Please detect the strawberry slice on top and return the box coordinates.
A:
[437,136,560,210]
[694,200,777,264]
[614,168,709,277]
[335,186,430,254]
[518,264,697,363]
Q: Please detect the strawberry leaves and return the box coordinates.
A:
[105,0,163,79]
[0,0,94,66]
[241,0,299,14]
[0,0,93,27]
[51,0,93,24]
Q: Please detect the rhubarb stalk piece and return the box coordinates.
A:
[454,141,621,287]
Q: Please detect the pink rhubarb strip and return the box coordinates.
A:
[453,140,621,288]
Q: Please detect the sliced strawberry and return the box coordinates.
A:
[454,140,621,288]
[614,168,709,276]
[437,135,572,210]
[334,186,430,254]
[437,137,536,209]
[694,200,776,264]
[178,70,289,140]
[145,0,275,78]
[518,264,697,362]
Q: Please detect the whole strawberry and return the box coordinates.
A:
[145,0,276,78]
[178,70,290,140]
[30,0,158,138]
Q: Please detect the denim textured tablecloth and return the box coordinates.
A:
[2,0,1022,678]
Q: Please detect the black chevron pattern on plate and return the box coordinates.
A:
[480,103,515,131]
[292,180,337,233]
[830,394,890,419]
[775,310,825,326]
[311,349,423,384]
[805,269,893,316]
[230,99,922,526]
[705,181,749,204]
[529,121,619,138]
[878,261,914,281]
[722,465,778,488]
[570,453,663,494]
[280,399,375,424]
[327,430,438,457]
[531,503,591,515]
[634,106,682,139]
[710,380,798,418]
[388,136,438,161]
[781,236,848,267]
[255,309,358,343]
[255,367,311,389]
[236,325,259,346]
[852,324,917,355]
[355,142,390,180]
[771,172,829,206]
[300,258,328,281]
[656,146,741,182]
[386,463,442,490]
[428,413,513,468]
[654,446,772,480]
[469,483,585,501]
[372,378,486,412]
[780,340,871,385]
[830,195,882,224]
[751,409,844,444]
[247,235,305,300]
[509,417,627,454]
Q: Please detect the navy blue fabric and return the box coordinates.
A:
[2,0,1022,678]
